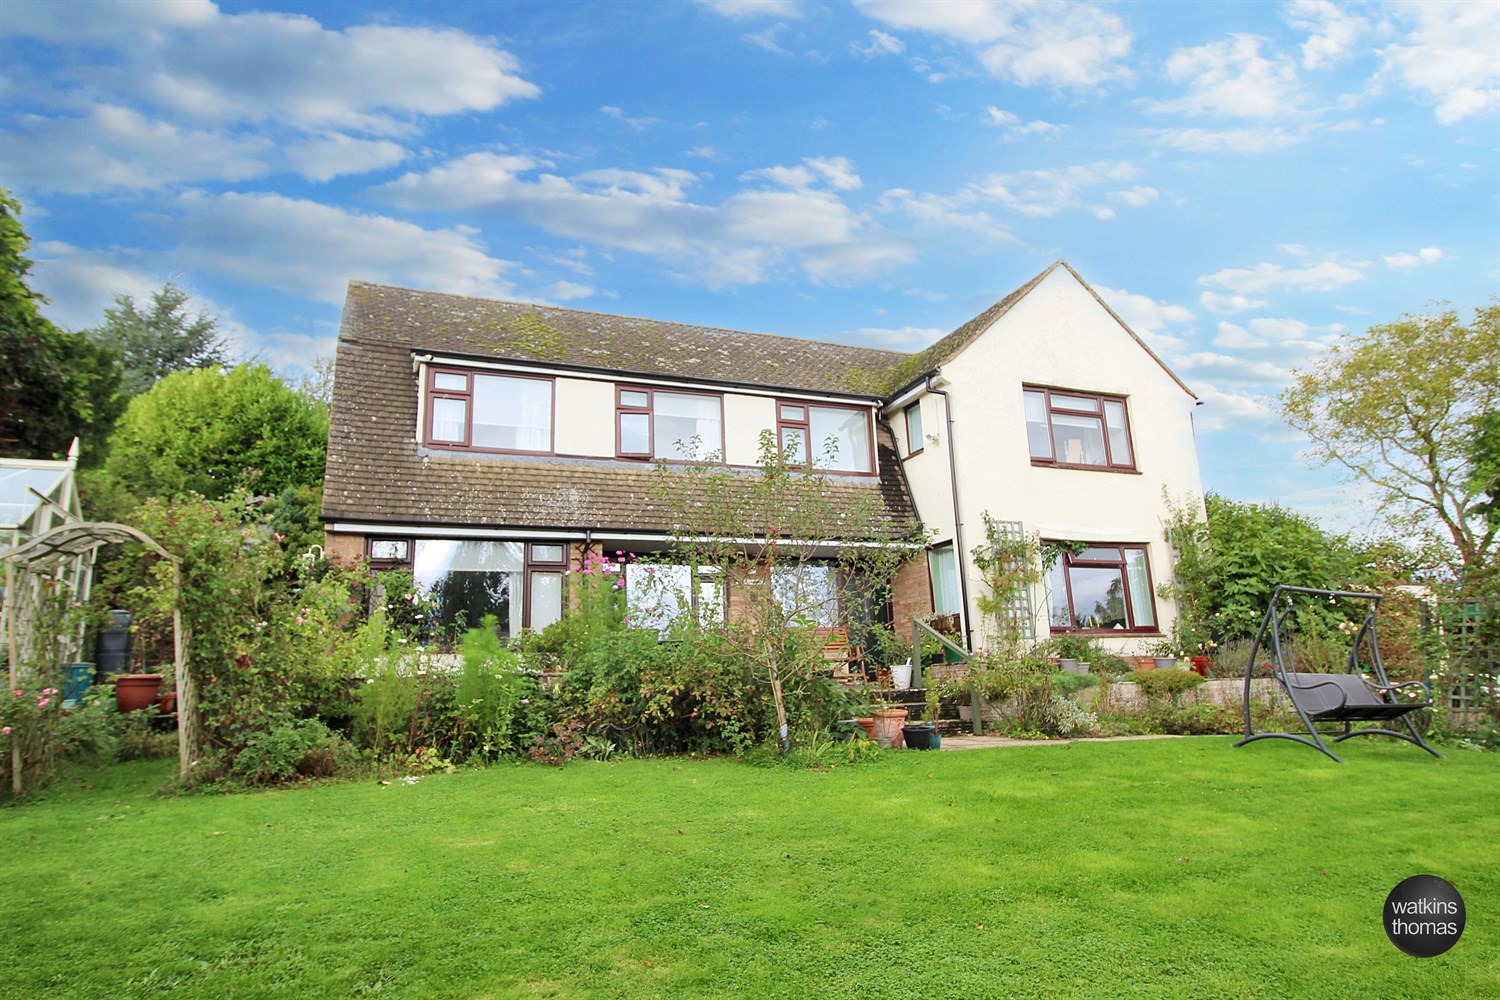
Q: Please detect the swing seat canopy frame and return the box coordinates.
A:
[1233,584,1442,763]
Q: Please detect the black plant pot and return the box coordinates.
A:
[902,723,936,751]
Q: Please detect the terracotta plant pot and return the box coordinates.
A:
[855,717,876,741]
[1189,655,1212,678]
[872,708,908,748]
[114,674,163,713]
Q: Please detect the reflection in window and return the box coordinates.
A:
[414,540,525,638]
[776,402,873,473]
[625,563,723,633]
[771,564,839,627]
[1023,387,1135,471]
[1045,543,1156,632]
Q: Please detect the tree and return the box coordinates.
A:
[103,363,328,502]
[1470,410,1500,532]
[0,189,122,460]
[650,431,919,751]
[85,280,228,396]
[1280,302,1499,580]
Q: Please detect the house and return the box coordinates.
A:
[320,261,1204,657]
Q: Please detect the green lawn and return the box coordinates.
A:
[2,738,1496,999]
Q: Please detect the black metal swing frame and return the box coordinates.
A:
[1233,585,1443,763]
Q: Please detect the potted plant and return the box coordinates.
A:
[1150,640,1181,671]
[902,684,942,751]
[871,700,908,748]
[114,669,164,713]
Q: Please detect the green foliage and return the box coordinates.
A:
[0,189,124,461]
[103,363,327,502]
[231,719,356,785]
[84,280,229,397]
[1126,668,1206,707]
[454,617,532,761]
[1200,493,1364,641]
[1280,300,1499,579]
[970,514,1042,650]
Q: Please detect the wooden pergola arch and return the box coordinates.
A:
[2,522,197,790]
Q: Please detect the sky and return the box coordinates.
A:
[1,0,1496,537]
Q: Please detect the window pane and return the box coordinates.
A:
[431,397,467,443]
[1067,565,1128,629]
[530,543,564,564]
[929,547,960,615]
[771,564,838,628]
[1104,400,1132,466]
[620,390,649,408]
[654,392,720,460]
[619,412,650,454]
[413,540,525,637]
[904,403,924,452]
[472,375,551,451]
[1052,393,1101,412]
[433,372,467,392]
[1125,548,1154,628]
[1046,562,1072,628]
[779,403,805,422]
[780,426,808,464]
[1052,412,1107,465]
[529,572,563,632]
[1076,546,1122,562]
[370,539,409,561]
[809,406,871,472]
[1023,391,1052,459]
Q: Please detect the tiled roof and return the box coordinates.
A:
[338,280,913,398]
[321,339,918,539]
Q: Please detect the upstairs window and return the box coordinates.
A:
[903,402,924,456]
[776,401,873,473]
[1024,387,1134,471]
[617,387,723,461]
[426,368,553,453]
[1045,543,1156,632]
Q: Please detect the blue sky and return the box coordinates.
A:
[2,0,1495,536]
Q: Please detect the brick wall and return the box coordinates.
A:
[889,557,934,649]
[323,530,365,566]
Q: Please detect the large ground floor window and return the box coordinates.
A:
[409,539,565,640]
[1045,542,1157,632]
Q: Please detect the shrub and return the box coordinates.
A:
[232,719,356,785]
[1127,668,1206,706]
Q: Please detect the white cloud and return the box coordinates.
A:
[601,106,662,131]
[1143,126,1305,154]
[744,23,791,54]
[1284,0,1369,70]
[541,281,595,302]
[1190,384,1276,432]
[685,145,721,159]
[1211,321,1264,350]
[1175,350,1291,386]
[693,0,801,19]
[1379,1,1500,124]
[848,325,942,349]
[1095,285,1193,341]
[172,191,520,304]
[967,160,1143,218]
[29,242,166,330]
[4,6,539,135]
[1148,34,1302,119]
[1198,257,1365,294]
[876,189,1014,244]
[983,106,1067,140]
[1200,291,1269,314]
[852,29,904,58]
[1383,246,1444,268]
[1109,186,1158,207]
[0,105,275,192]
[285,134,406,182]
[807,156,863,190]
[371,151,902,288]
[853,0,1133,89]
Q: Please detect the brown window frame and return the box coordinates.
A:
[1023,386,1136,472]
[1045,542,1158,634]
[615,385,725,462]
[423,365,556,455]
[774,399,876,476]
[522,542,568,632]
[366,537,414,572]
[903,401,924,458]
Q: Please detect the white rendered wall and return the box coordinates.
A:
[896,267,1205,656]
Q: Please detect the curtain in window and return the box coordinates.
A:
[809,406,871,472]
[928,547,960,615]
[1124,548,1154,628]
[472,375,551,451]
[414,540,525,636]
[654,393,721,460]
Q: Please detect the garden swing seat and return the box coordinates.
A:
[1233,585,1443,763]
